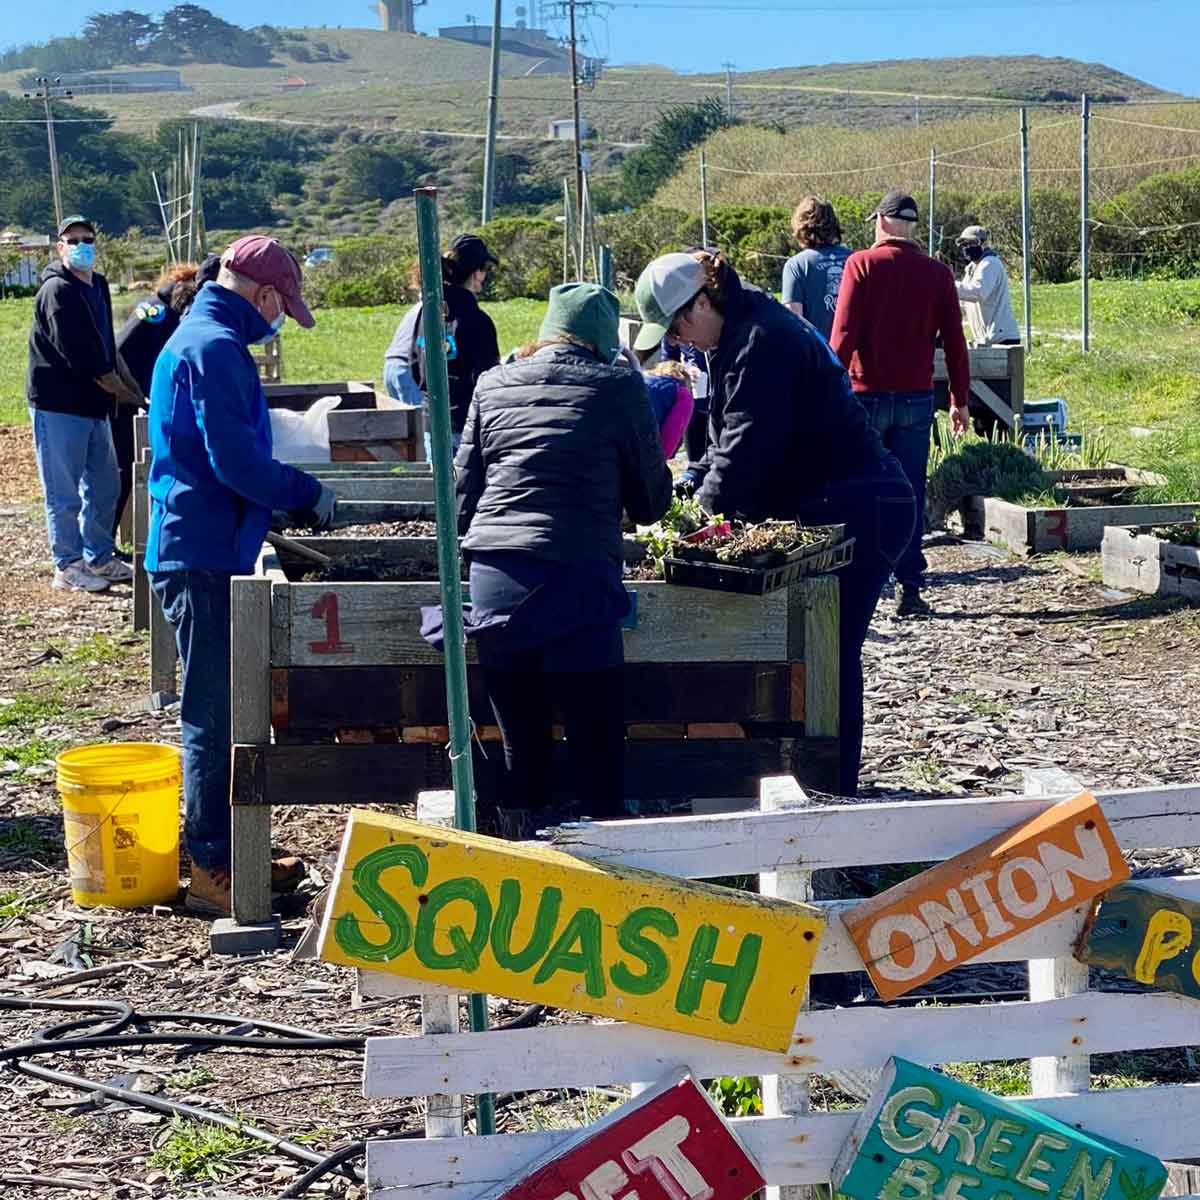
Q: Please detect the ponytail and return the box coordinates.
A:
[690,250,731,313]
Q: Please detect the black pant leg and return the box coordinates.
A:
[553,668,626,820]
[482,659,553,813]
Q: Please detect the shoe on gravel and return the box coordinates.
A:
[895,583,933,618]
[186,865,232,916]
[88,556,134,582]
[53,561,110,592]
[271,854,306,892]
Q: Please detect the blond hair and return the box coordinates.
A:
[649,360,693,388]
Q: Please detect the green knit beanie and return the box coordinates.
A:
[538,282,620,359]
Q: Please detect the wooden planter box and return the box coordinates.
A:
[1101,522,1200,601]
[328,407,424,463]
[961,466,1197,555]
[225,537,843,941]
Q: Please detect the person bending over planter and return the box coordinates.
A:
[441,282,672,836]
[633,250,916,797]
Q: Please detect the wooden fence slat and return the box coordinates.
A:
[546,783,1200,877]
[365,1083,1200,1198]
[361,989,1200,1099]
[132,455,150,632]
[1024,767,1092,1096]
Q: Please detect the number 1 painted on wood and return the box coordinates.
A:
[309,592,355,655]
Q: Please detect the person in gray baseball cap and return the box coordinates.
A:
[955,224,1021,349]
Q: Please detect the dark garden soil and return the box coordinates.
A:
[2,430,1199,1196]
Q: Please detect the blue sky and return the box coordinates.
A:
[15,1,1199,95]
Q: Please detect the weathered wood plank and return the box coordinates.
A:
[318,810,824,1051]
[361,990,1200,1099]
[841,791,1127,1000]
[282,582,791,667]
[546,784,1200,877]
[364,1084,1200,1197]
[132,457,150,632]
[802,576,839,740]
[979,497,1200,556]
[327,408,417,442]
[1078,880,1200,1002]
[323,478,436,501]
[330,500,437,526]
[834,1057,1166,1200]
[354,876,1200,1000]
[262,380,377,411]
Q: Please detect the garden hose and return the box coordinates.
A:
[0,995,547,1197]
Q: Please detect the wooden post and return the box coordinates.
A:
[759,774,818,1200]
[803,576,840,741]
[1024,766,1090,1095]
[149,589,178,696]
[415,789,465,1139]
[218,576,280,953]
[132,455,150,632]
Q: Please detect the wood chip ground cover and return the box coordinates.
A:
[2,435,1199,1196]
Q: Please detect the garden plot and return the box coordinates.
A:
[1101,522,1200,602]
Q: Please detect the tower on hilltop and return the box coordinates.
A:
[379,0,421,33]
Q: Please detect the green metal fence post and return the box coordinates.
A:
[413,185,496,1137]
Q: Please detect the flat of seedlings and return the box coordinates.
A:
[3,426,1200,1196]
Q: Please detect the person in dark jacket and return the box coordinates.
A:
[384,233,501,461]
[112,254,220,541]
[634,250,916,796]
[27,214,142,592]
[452,282,672,833]
[146,234,335,916]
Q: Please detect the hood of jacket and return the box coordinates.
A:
[41,261,90,287]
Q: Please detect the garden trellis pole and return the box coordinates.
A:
[481,0,503,223]
[1081,93,1090,352]
[1020,106,1033,351]
[413,185,496,1138]
[928,145,937,257]
[700,149,710,249]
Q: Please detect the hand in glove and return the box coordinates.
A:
[310,483,337,531]
[674,471,700,498]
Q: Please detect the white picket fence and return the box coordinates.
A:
[356,774,1200,1199]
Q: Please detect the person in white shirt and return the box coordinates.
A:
[955,225,1021,347]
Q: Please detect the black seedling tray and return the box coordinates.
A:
[663,537,855,595]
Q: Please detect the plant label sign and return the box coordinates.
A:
[844,792,1128,1000]
[317,810,824,1049]
[477,1070,765,1200]
[834,1057,1167,1200]
[1077,880,1200,1002]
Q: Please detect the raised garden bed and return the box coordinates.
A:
[1101,522,1200,602]
[960,466,1197,555]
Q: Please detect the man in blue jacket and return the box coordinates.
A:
[145,234,335,915]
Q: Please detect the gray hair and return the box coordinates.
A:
[879,214,919,241]
[217,263,260,294]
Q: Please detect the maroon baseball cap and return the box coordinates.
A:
[222,234,315,328]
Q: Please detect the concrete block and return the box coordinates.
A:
[210,916,281,955]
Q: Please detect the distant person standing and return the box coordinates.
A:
[781,196,852,342]
[830,188,970,618]
[955,225,1020,347]
[26,214,139,593]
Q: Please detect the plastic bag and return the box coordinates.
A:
[269,395,342,463]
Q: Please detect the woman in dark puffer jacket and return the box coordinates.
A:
[454,282,672,832]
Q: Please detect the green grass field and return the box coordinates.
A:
[2,284,1195,470]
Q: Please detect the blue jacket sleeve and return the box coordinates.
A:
[190,348,320,512]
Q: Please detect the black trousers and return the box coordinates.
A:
[109,406,135,540]
[482,660,626,820]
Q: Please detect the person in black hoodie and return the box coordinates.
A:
[27,215,142,593]
[444,282,672,834]
[112,255,220,540]
[634,250,917,796]
[383,233,501,461]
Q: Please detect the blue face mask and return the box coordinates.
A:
[66,241,95,270]
[253,312,286,345]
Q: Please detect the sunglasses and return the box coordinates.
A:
[64,236,96,246]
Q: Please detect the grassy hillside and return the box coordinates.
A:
[656,102,1200,209]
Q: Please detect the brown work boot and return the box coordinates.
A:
[271,854,306,893]
[186,865,232,916]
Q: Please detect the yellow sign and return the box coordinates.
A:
[318,810,825,1051]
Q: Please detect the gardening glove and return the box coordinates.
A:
[949,399,970,437]
[674,471,700,499]
[310,484,337,532]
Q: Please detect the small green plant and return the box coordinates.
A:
[65,632,126,666]
[0,889,47,920]
[169,1066,218,1091]
[2,736,68,777]
[0,695,65,732]
[149,1118,256,1182]
[635,495,712,561]
[1153,523,1200,547]
[707,1075,763,1117]
[926,440,1057,526]
[0,820,54,859]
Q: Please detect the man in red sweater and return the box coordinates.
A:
[830,188,971,616]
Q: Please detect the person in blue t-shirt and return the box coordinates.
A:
[780,196,852,342]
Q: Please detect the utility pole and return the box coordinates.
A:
[1080,92,1090,353]
[481,0,503,223]
[1020,106,1032,352]
[25,77,66,228]
[699,149,710,249]
[928,145,937,258]
[722,61,736,118]
[568,0,585,234]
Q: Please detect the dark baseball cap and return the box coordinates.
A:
[222,234,314,328]
[58,214,95,237]
[870,188,920,222]
[447,234,499,274]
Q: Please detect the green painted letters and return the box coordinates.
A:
[334,843,428,963]
[881,1158,942,1200]
[1059,1152,1115,1200]
[1016,1133,1071,1194]
[880,1086,943,1155]
[414,877,493,971]
[611,907,678,996]
[976,1117,1028,1178]
[533,907,607,998]
[674,925,762,1023]
[491,880,563,973]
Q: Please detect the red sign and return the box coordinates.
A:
[483,1072,764,1200]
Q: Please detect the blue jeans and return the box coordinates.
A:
[796,454,916,795]
[857,390,933,588]
[384,358,455,463]
[30,408,119,569]
[150,570,233,871]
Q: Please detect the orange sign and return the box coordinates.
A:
[844,792,1129,1000]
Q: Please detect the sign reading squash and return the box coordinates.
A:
[317,810,824,1050]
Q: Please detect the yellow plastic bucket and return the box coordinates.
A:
[56,743,182,908]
